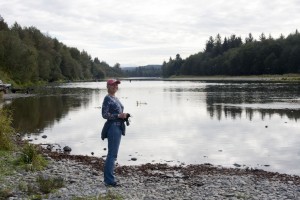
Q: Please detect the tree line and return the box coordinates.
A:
[162,31,300,77]
[1,15,299,83]
[122,65,161,77]
[0,16,123,85]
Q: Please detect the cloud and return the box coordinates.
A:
[1,0,300,66]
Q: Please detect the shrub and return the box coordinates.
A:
[17,142,48,170]
[0,109,15,151]
[20,142,38,164]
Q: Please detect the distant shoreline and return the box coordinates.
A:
[1,74,299,101]
[1,75,299,100]
[1,93,35,100]
[121,74,300,82]
[166,74,300,82]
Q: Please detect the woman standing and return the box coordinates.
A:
[101,79,128,187]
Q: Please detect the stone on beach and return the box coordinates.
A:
[63,146,72,152]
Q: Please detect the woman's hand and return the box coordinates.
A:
[118,113,128,119]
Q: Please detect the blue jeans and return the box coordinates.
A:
[104,124,122,185]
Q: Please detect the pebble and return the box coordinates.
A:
[2,158,300,200]
[63,146,72,152]
[131,157,138,161]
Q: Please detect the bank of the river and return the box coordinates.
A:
[163,74,300,82]
[1,93,35,100]
[1,74,299,101]
[2,150,300,199]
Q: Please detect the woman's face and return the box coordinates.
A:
[107,83,118,94]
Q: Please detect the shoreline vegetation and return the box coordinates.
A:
[164,73,300,82]
[115,73,300,82]
[1,74,299,100]
[1,73,299,98]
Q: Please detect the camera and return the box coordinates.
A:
[124,113,131,126]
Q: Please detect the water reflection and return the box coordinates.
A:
[5,88,96,134]
[2,81,300,176]
[204,82,300,120]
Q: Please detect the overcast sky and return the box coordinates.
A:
[1,0,300,67]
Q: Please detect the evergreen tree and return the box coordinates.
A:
[245,33,254,43]
[205,36,214,53]
[0,15,8,31]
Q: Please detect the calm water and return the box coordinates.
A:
[3,80,300,175]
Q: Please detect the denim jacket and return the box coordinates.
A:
[101,120,125,140]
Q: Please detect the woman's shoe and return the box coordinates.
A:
[105,182,121,187]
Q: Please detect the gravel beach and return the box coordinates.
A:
[2,152,300,200]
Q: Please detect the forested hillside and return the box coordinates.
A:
[0,16,123,85]
[122,65,161,77]
[162,31,300,77]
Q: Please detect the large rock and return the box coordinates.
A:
[63,146,72,152]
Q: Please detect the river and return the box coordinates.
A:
[2,80,300,175]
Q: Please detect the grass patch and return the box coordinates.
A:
[15,175,65,197]
[0,109,15,151]
[0,151,17,178]
[14,142,48,171]
[99,190,123,200]
[0,187,14,199]
[72,190,123,200]
[0,151,19,199]
[0,114,48,171]
[36,175,65,194]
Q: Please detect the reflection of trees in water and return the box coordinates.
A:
[5,92,92,135]
[207,104,243,120]
[247,108,300,121]
[208,104,300,121]
[205,82,300,121]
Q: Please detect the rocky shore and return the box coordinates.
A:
[2,151,300,200]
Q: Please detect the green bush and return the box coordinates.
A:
[0,109,15,151]
[17,142,48,170]
[20,143,38,164]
